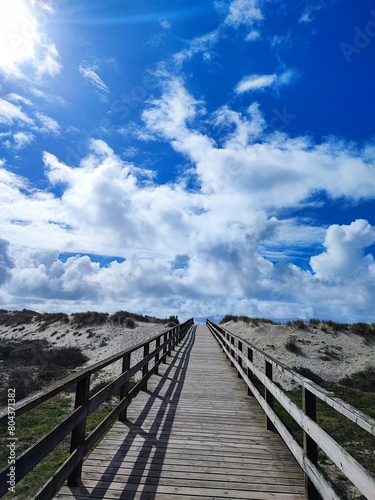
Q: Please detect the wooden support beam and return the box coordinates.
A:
[265,360,276,433]
[119,352,131,422]
[303,387,320,500]
[68,375,91,486]
[247,346,254,396]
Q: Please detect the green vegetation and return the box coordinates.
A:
[109,310,179,325]
[285,319,306,329]
[219,314,375,342]
[293,366,324,385]
[350,322,374,337]
[340,365,375,393]
[0,309,179,331]
[0,393,118,499]
[270,366,375,499]
[0,309,37,327]
[284,338,300,354]
[0,339,88,404]
[72,311,109,327]
[220,315,279,325]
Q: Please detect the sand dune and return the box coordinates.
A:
[223,319,375,383]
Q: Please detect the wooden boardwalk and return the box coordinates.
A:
[56,325,305,499]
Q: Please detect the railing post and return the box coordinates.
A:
[303,387,319,499]
[142,342,150,391]
[68,374,91,486]
[119,352,131,422]
[247,347,254,396]
[162,331,168,363]
[265,360,276,432]
[238,341,243,378]
[171,329,175,350]
[225,332,230,359]
[230,336,235,367]
[154,336,161,374]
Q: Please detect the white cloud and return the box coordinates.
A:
[35,43,62,79]
[245,30,261,42]
[299,4,324,24]
[0,237,14,285]
[30,88,66,105]
[310,220,375,281]
[31,0,55,13]
[13,131,35,149]
[142,81,375,209]
[35,112,60,135]
[0,0,40,78]
[160,18,171,29]
[79,62,110,97]
[0,1,61,80]
[224,0,262,28]
[0,98,33,125]
[235,69,296,94]
[6,93,33,106]
[1,81,375,321]
[174,31,220,66]
[235,74,276,93]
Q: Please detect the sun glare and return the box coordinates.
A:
[0,0,40,74]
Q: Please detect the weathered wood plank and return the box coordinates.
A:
[56,325,305,499]
[217,326,375,499]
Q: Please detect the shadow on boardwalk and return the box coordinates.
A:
[66,326,196,499]
[58,325,305,500]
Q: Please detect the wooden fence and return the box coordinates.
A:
[0,318,194,499]
[206,319,375,500]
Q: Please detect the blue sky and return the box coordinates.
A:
[1,0,375,323]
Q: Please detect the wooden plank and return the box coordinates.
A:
[56,325,305,499]
[208,319,375,437]
[57,483,306,500]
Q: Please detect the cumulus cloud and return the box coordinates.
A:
[0,238,14,285]
[142,79,375,206]
[1,79,375,321]
[310,220,375,281]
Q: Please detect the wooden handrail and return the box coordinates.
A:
[207,319,375,500]
[0,318,194,499]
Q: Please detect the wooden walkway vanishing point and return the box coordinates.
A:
[56,325,305,499]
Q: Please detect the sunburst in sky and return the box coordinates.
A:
[0,0,375,323]
[0,0,39,73]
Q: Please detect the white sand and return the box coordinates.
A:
[1,316,374,386]
[222,320,375,384]
[0,316,170,384]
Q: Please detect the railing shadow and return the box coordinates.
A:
[66,324,196,499]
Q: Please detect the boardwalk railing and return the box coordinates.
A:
[0,318,194,499]
[206,319,375,500]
